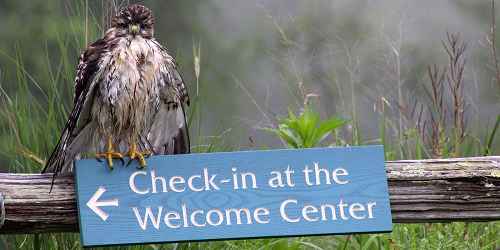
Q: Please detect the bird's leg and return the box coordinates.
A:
[96,136,124,169]
[127,139,151,168]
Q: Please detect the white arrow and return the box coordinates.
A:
[86,186,119,221]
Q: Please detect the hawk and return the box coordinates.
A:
[43,4,190,174]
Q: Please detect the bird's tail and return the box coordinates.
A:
[43,123,96,174]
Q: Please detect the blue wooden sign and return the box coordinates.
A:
[75,145,392,247]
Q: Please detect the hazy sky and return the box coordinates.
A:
[0,0,498,153]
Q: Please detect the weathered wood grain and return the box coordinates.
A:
[387,156,500,223]
[0,173,77,233]
[0,156,498,234]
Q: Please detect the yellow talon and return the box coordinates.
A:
[96,136,124,169]
[127,142,150,168]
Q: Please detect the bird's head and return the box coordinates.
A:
[111,4,154,39]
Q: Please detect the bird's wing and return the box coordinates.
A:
[145,41,190,155]
[43,39,108,174]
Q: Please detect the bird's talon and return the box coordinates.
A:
[126,159,134,167]
[96,136,124,170]
[117,156,126,166]
[127,144,149,168]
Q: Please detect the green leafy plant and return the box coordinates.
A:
[266,106,347,149]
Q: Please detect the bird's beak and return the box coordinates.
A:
[129,24,140,36]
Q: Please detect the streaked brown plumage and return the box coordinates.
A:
[43,4,189,174]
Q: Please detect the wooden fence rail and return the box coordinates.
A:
[0,156,499,234]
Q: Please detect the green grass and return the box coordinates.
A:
[1,222,498,249]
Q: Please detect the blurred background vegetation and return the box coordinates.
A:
[0,0,498,249]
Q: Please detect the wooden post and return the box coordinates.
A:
[0,156,498,234]
[386,156,500,222]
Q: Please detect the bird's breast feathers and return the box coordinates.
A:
[91,37,172,134]
[102,37,165,103]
